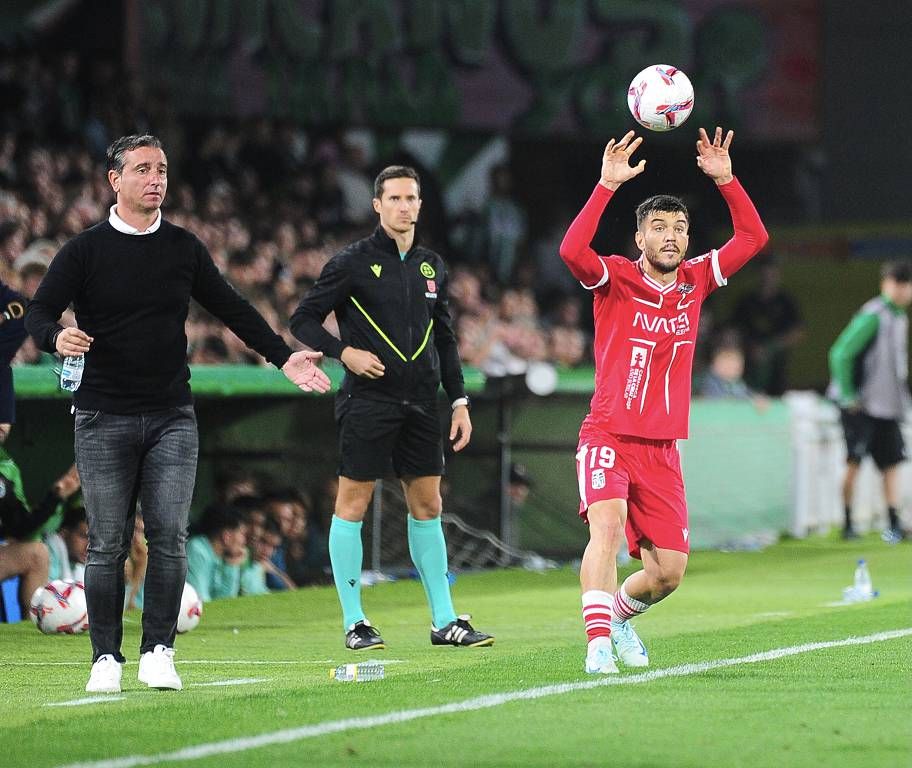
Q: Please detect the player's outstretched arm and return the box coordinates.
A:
[699,126,769,278]
[560,132,646,287]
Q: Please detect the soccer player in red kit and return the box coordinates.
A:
[560,127,768,674]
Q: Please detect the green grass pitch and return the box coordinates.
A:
[2,535,909,768]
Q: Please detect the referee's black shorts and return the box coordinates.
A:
[840,409,906,470]
[335,395,445,480]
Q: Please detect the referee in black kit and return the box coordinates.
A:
[290,165,494,651]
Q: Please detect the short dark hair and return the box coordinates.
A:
[106,134,163,173]
[881,260,912,283]
[635,195,689,229]
[374,165,420,199]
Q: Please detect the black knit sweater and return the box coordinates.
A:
[25,220,291,413]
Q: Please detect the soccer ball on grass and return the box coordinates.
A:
[29,579,89,634]
[177,582,203,633]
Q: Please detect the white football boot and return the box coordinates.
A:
[585,637,619,674]
[610,620,649,667]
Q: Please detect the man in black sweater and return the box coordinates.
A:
[25,134,330,694]
[290,165,493,652]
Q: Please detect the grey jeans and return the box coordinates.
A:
[75,406,198,661]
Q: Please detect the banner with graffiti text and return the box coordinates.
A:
[130,0,819,140]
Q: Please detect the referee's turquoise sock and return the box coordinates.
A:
[329,515,365,630]
[407,515,457,628]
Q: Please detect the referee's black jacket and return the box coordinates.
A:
[290,226,466,405]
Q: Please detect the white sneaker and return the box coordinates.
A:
[138,644,182,690]
[85,654,123,693]
[585,638,619,674]
[611,620,649,667]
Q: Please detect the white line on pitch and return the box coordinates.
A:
[52,628,912,768]
[190,678,269,688]
[45,696,125,707]
[6,659,408,667]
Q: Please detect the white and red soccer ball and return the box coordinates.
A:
[177,582,203,633]
[627,65,695,132]
[29,579,89,634]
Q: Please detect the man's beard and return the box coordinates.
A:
[643,247,684,274]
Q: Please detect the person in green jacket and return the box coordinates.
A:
[827,260,912,542]
[0,451,81,613]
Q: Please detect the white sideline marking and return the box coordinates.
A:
[53,628,912,768]
[190,678,269,688]
[45,696,125,707]
[7,658,408,667]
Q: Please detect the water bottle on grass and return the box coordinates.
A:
[843,558,877,602]
[331,662,385,682]
[853,558,874,599]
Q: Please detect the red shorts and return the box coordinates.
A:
[575,427,689,559]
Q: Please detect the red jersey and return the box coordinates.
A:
[560,177,768,440]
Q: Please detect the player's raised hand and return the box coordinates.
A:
[696,126,734,185]
[599,131,646,191]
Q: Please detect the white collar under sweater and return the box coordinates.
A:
[108,205,162,235]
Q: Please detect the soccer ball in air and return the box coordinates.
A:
[627,65,694,132]
[29,579,89,634]
[176,582,203,633]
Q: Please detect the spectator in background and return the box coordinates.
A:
[484,163,528,285]
[46,504,89,582]
[189,334,230,364]
[828,260,912,543]
[186,504,247,603]
[730,254,804,395]
[698,338,769,410]
[241,515,294,595]
[213,466,263,506]
[263,488,310,590]
[284,494,331,586]
[0,455,81,614]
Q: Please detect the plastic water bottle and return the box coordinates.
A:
[59,354,85,392]
[853,558,874,600]
[330,662,384,682]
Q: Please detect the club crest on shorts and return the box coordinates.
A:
[591,468,606,490]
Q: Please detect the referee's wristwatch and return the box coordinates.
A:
[451,396,470,411]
